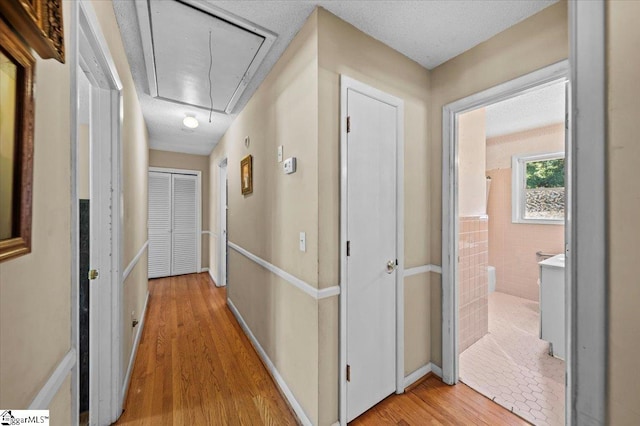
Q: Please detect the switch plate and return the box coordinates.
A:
[284,157,297,174]
[277,145,283,163]
[299,232,306,252]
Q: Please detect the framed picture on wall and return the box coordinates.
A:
[0,0,65,63]
[241,155,253,195]
[0,17,35,262]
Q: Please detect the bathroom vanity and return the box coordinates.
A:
[539,254,565,360]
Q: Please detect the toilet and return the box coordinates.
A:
[488,266,496,293]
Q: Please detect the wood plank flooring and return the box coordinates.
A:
[351,375,530,425]
[116,273,528,425]
[115,273,297,425]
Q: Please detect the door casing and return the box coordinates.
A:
[339,75,405,426]
[71,0,124,424]
[441,60,571,418]
[218,158,228,287]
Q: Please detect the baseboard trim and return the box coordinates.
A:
[122,240,149,283]
[201,267,210,272]
[29,348,77,409]
[404,264,442,277]
[403,362,443,389]
[121,290,150,407]
[228,241,339,300]
[431,363,443,378]
[227,298,312,426]
[208,269,220,287]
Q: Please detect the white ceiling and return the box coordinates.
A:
[485,81,566,138]
[113,0,557,156]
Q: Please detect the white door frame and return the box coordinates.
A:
[71,0,123,424]
[339,75,405,426]
[148,167,202,274]
[568,1,607,423]
[441,60,569,388]
[441,52,611,426]
[218,158,228,287]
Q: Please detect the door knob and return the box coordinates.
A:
[89,269,99,280]
[386,260,396,274]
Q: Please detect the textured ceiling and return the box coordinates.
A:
[113,0,557,155]
[485,81,566,138]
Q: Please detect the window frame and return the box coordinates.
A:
[511,151,565,225]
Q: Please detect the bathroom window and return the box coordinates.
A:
[512,152,565,224]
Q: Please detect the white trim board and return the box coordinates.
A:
[569,1,607,423]
[208,269,216,285]
[120,291,149,408]
[122,241,149,283]
[404,264,442,277]
[29,349,77,409]
[403,363,442,390]
[228,242,340,300]
[227,298,312,426]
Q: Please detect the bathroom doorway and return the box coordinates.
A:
[442,62,571,426]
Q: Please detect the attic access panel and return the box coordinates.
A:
[138,0,276,114]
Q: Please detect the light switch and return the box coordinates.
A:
[299,232,306,252]
[278,145,283,163]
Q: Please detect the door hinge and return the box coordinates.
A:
[347,116,351,133]
[346,364,351,382]
[565,112,569,130]
[88,269,99,280]
[347,241,351,256]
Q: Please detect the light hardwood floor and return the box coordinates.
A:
[115,273,297,425]
[116,273,528,425]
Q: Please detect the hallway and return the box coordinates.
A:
[115,274,296,425]
[117,273,528,425]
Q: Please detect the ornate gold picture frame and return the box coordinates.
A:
[241,155,253,195]
[0,17,35,262]
[0,0,65,63]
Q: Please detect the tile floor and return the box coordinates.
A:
[460,292,565,426]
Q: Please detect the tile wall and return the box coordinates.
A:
[459,215,489,354]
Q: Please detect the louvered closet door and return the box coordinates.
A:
[171,174,198,275]
[148,172,172,278]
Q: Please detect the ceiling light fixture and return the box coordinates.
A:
[183,115,199,129]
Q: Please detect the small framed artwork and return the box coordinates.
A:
[240,155,253,195]
[0,17,36,262]
[0,0,65,63]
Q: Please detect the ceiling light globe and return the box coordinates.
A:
[183,116,199,129]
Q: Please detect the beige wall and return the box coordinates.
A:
[487,124,565,301]
[458,108,487,216]
[607,1,640,424]
[0,2,73,418]
[149,149,210,268]
[317,8,431,423]
[429,1,568,366]
[209,10,321,423]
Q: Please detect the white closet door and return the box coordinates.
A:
[148,172,172,278]
[171,174,198,276]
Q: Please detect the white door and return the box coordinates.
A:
[171,174,198,276]
[219,161,228,287]
[148,171,172,278]
[346,89,398,421]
